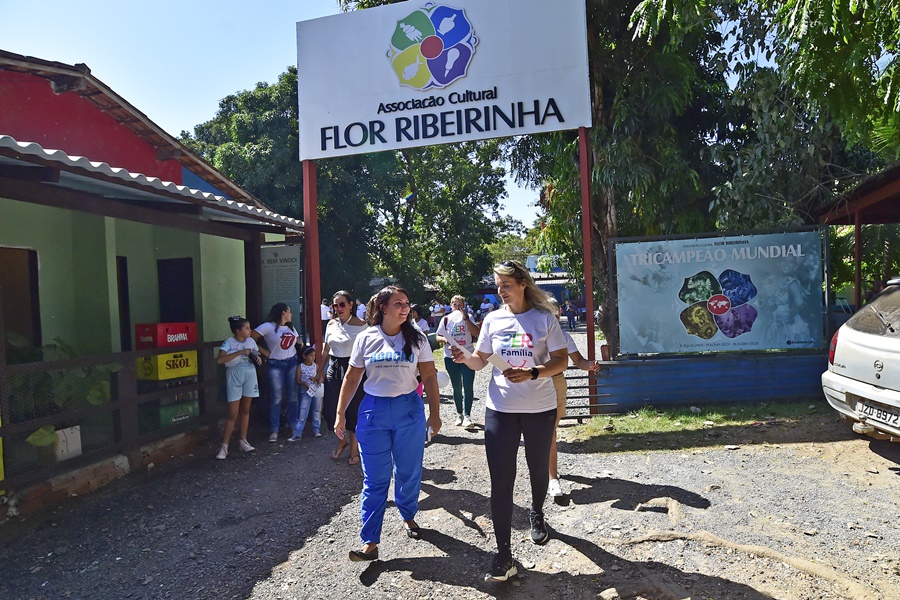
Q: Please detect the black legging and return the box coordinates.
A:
[322,356,365,433]
[483,406,556,557]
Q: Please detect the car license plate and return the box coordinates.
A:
[857,399,900,428]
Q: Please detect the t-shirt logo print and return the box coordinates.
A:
[280,331,297,350]
[388,3,477,90]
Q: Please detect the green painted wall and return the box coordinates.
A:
[0,197,78,349]
[199,235,246,342]
[2,195,253,354]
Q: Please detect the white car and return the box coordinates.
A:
[822,278,900,441]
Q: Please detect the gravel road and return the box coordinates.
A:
[1,329,898,600]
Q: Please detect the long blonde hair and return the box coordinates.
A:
[493,260,558,314]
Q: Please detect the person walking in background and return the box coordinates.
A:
[435,295,480,428]
[431,299,445,329]
[563,301,577,332]
[411,304,430,333]
[335,286,442,562]
[315,290,369,464]
[289,346,321,441]
[321,298,333,331]
[216,316,264,459]
[548,330,600,497]
[355,298,367,320]
[451,259,568,582]
[252,303,300,443]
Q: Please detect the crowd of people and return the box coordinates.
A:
[215,260,599,582]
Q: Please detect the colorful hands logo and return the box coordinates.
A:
[678,270,758,340]
[388,3,477,90]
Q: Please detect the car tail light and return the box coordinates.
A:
[828,330,839,364]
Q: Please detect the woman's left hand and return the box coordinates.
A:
[502,367,534,383]
[426,413,442,437]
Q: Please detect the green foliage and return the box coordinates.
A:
[830,224,900,294]
[485,231,535,267]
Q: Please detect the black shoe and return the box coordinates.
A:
[405,522,421,539]
[349,547,378,562]
[530,511,550,545]
[484,554,517,582]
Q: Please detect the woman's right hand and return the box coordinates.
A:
[449,346,465,363]
[334,414,346,440]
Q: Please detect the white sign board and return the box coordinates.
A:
[297,0,591,160]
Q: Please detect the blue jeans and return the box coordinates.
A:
[444,356,475,416]
[295,387,322,436]
[266,355,299,434]
[355,391,426,545]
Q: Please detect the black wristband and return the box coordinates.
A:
[530,367,539,380]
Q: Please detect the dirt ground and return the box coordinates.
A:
[1,346,898,599]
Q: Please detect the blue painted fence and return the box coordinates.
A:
[586,352,827,413]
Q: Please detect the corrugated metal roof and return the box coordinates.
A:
[0,134,303,231]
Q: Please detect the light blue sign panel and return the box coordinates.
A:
[615,230,825,355]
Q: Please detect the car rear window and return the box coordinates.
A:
[846,285,900,335]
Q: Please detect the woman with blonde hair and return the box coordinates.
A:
[450,259,568,582]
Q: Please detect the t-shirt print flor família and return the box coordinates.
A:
[475,307,567,414]
[349,325,434,397]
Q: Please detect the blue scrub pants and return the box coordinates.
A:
[355,390,426,545]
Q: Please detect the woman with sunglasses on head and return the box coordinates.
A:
[335,286,442,562]
[450,260,568,582]
[252,303,301,443]
[315,290,369,464]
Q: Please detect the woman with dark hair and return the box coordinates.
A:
[251,303,300,443]
[451,259,568,582]
[315,290,369,464]
[335,286,442,562]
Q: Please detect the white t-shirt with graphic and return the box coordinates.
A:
[220,337,259,368]
[324,319,369,358]
[349,325,434,397]
[436,311,477,358]
[254,321,299,360]
[475,307,567,413]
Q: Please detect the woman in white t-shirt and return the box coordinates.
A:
[315,290,369,463]
[335,286,442,562]
[435,294,480,427]
[252,303,301,443]
[450,260,568,582]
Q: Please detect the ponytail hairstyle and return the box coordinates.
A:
[493,259,558,314]
[370,286,425,357]
[265,302,292,328]
[227,315,249,334]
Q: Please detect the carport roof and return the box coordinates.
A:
[819,161,900,225]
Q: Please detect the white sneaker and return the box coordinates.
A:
[268,432,278,443]
[462,416,474,429]
[548,478,563,498]
[215,444,228,460]
[454,414,464,426]
[239,439,255,452]
[314,431,322,438]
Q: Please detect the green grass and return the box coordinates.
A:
[564,401,828,452]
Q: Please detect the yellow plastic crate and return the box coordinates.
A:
[137,350,199,381]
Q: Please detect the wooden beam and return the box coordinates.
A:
[0,177,258,241]
[303,160,322,345]
[822,178,900,224]
[155,147,184,161]
[0,164,59,182]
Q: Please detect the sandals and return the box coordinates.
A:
[332,442,348,459]
[404,521,421,539]
[348,454,360,466]
[348,547,378,562]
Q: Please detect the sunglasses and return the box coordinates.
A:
[333,301,348,308]
[500,260,519,269]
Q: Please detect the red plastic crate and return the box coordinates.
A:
[135,322,197,349]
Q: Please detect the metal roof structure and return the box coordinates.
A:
[0,135,301,231]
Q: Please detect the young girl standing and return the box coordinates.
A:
[216,316,265,459]
[289,346,321,441]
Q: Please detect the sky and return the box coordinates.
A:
[1,0,541,226]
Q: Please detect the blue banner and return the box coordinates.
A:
[614,230,826,355]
